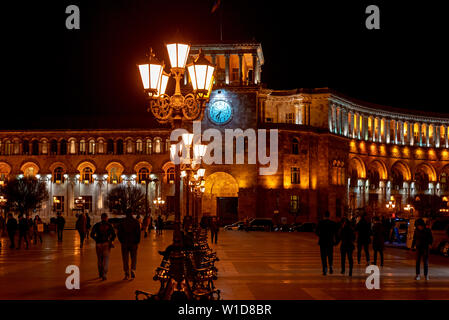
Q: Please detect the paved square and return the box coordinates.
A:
[0,230,448,300]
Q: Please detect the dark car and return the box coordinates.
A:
[244,218,273,231]
[224,221,245,231]
[297,222,316,232]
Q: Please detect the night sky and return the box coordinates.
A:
[4,0,448,129]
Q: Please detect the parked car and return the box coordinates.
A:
[224,221,245,231]
[244,218,273,231]
[430,218,449,254]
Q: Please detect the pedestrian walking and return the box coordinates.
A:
[27,215,34,244]
[142,214,150,238]
[33,215,44,244]
[412,218,433,280]
[372,217,385,266]
[85,211,91,243]
[316,211,337,275]
[56,212,65,242]
[75,212,87,248]
[336,218,355,276]
[156,215,163,236]
[117,209,141,280]
[356,214,371,265]
[148,215,153,234]
[210,216,219,244]
[17,214,29,249]
[6,213,17,249]
[90,213,116,280]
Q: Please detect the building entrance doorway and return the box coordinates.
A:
[217,197,238,226]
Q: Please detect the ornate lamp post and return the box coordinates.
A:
[137,41,215,301]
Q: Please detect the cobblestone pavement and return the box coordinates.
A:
[0,230,448,300]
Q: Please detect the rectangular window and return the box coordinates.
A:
[285,113,295,124]
[53,196,64,212]
[76,196,92,212]
[290,195,299,213]
[231,68,239,81]
[291,167,300,184]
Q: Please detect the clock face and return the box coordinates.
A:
[208,100,232,125]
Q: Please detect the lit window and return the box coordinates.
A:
[69,139,76,154]
[82,167,93,183]
[136,139,143,154]
[291,167,300,184]
[154,138,162,154]
[285,113,295,124]
[53,167,64,184]
[41,140,48,154]
[126,139,133,154]
[146,139,152,154]
[97,139,104,154]
[138,168,150,183]
[167,167,175,183]
[290,195,299,213]
[79,140,86,154]
[4,141,12,155]
[109,167,120,184]
[88,140,95,154]
[53,196,64,212]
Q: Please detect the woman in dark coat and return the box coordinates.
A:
[372,217,385,266]
[336,218,356,276]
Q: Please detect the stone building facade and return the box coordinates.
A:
[1,42,449,226]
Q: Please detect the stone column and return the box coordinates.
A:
[409,122,414,146]
[418,123,422,146]
[400,121,405,145]
[393,120,397,144]
[343,109,349,136]
[426,124,430,147]
[332,105,337,133]
[386,119,390,144]
[436,125,440,148]
[445,125,449,148]
[328,105,333,132]
[238,53,243,85]
[348,112,353,138]
[355,113,360,139]
[363,116,369,140]
[251,53,257,84]
[225,54,230,85]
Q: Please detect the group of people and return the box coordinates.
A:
[316,211,433,280]
[1,213,45,249]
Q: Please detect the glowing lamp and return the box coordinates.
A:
[180,171,187,178]
[187,49,215,98]
[154,72,169,97]
[138,48,163,96]
[166,43,190,69]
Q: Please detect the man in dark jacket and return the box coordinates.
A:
[355,214,371,265]
[336,218,356,276]
[117,209,141,280]
[316,211,337,275]
[6,213,18,249]
[90,213,116,280]
[75,213,87,248]
[412,218,433,280]
[372,217,385,266]
[55,212,65,242]
[17,214,29,249]
[210,216,219,244]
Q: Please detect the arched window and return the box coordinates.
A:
[60,139,67,155]
[79,139,86,154]
[116,139,124,155]
[53,167,64,183]
[97,139,104,154]
[31,140,39,155]
[167,167,175,183]
[22,140,29,155]
[107,139,114,154]
[126,139,133,154]
[146,139,152,155]
[136,139,143,154]
[138,168,150,183]
[154,138,162,154]
[110,167,120,184]
[165,139,170,153]
[88,139,95,155]
[292,138,299,155]
[5,141,12,155]
[41,140,48,154]
[82,167,93,183]
[69,139,76,154]
[50,139,58,155]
